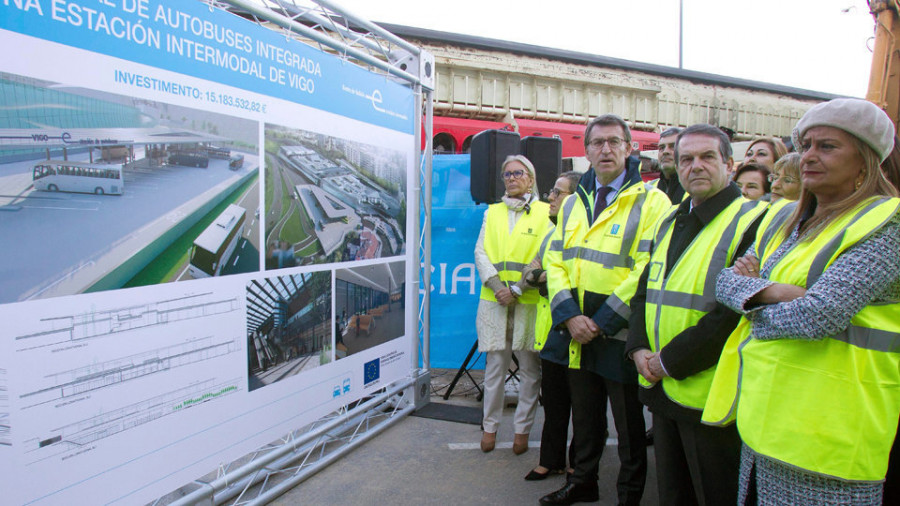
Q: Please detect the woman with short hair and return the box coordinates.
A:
[734,163,771,201]
[769,152,802,202]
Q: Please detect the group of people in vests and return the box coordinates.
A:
[473,98,900,505]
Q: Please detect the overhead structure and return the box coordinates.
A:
[383,23,837,146]
[867,0,900,129]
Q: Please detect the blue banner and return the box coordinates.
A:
[2,0,414,133]
[422,155,488,369]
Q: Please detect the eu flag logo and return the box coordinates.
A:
[364,358,380,385]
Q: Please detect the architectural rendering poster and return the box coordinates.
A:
[0,1,415,504]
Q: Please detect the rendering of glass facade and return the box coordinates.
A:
[0,75,149,129]
[0,74,153,161]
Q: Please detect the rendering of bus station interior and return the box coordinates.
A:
[335,262,406,358]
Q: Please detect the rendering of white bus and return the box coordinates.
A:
[188,204,246,278]
[32,160,124,195]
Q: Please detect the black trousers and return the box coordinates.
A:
[653,412,741,506]
[884,420,899,505]
[568,367,647,506]
[538,359,575,470]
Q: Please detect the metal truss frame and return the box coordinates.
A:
[163,378,416,506]
[158,2,434,504]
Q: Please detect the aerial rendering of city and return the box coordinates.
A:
[263,124,407,269]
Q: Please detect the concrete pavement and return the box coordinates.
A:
[269,369,660,505]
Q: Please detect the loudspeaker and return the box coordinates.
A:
[520,136,562,201]
[470,129,520,204]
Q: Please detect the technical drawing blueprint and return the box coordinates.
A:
[14,293,239,352]
[19,336,240,410]
[2,287,247,502]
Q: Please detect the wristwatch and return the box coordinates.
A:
[510,285,522,298]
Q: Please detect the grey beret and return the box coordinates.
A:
[795,98,895,162]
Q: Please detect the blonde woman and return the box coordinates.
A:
[768,152,801,202]
[474,155,550,454]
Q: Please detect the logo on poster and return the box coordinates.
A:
[364,358,380,386]
[369,89,384,112]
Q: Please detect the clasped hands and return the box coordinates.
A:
[494,287,517,306]
[632,348,667,384]
[565,315,605,344]
[732,254,761,278]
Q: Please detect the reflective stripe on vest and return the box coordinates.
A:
[642,198,766,409]
[754,198,796,263]
[534,228,555,351]
[550,182,669,369]
[480,201,550,305]
[705,196,900,481]
[550,187,648,314]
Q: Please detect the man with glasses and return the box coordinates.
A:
[650,127,686,204]
[540,115,670,505]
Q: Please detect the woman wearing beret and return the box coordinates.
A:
[708,98,900,505]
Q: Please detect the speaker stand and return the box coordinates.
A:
[442,338,521,402]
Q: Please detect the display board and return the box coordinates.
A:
[0,1,416,504]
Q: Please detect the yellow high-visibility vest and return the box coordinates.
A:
[480,200,550,306]
[648,176,689,204]
[545,182,670,369]
[534,228,555,351]
[702,196,900,481]
[642,198,766,409]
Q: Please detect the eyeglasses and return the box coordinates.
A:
[767,174,798,184]
[588,137,625,150]
[502,169,526,180]
[542,188,571,200]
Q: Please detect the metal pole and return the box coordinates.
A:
[410,81,422,372]
[314,0,421,56]
[679,0,684,69]
[246,402,415,505]
[423,88,433,371]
